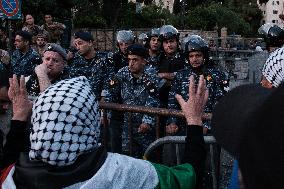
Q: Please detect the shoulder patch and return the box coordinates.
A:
[206,75,212,81]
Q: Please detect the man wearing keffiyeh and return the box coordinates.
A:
[0,75,207,189]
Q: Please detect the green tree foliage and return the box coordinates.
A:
[113,2,174,28]
[22,0,74,23]
[20,0,263,37]
[186,3,251,36]
[140,4,174,27]
[72,0,107,28]
[102,0,128,27]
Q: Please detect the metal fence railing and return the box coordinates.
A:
[99,102,212,152]
[99,102,219,189]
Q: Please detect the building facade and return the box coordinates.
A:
[258,0,284,26]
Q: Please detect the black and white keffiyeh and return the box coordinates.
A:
[262,47,284,87]
[29,76,100,166]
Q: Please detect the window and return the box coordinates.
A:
[276,1,279,5]
[272,1,274,5]
[263,11,266,15]
[272,20,276,23]
[273,10,278,14]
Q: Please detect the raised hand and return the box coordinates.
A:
[175,75,209,126]
[8,75,33,121]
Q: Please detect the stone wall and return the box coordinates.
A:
[210,50,269,89]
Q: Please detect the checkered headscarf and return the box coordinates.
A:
[29,76,100,166]
[262,47,284,87]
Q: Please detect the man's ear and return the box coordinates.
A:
[142,59,147,66]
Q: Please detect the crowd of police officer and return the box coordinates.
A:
[103,25,231,159]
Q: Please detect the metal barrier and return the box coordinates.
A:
[99,102,217,189]
[99,102,212,152]
[99,101,212,152]
[99,102,219,188]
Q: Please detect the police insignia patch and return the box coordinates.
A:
[110,80,115,85]
[206,75,212,81]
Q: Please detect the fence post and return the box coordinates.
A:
[128,113,133,156]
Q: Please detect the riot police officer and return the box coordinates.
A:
[145,28,161,70]
[113,30,135,73]
[167,35,228,134]
[107,44,160,158]
[258,23,284,53]
[157,25,186,108]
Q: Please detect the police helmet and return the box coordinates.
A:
[258,23,284,48]
[116,30,135,43]
[158,25,179,41]
[184,35,209,60]
[138,33,148,45]
[144,28,160,48]
[148,28,160,38]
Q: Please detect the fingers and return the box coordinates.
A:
[189,75,195,97]
[19,75,27,96]
[203,89,209,106]
[166,124,178,134]
[175,94,185,108]
[138,125,145,133]
[12,74,19,93]
[197,75,206,95]
[8,75,18,101]
[8,78,14,100]
[138,124,150,133]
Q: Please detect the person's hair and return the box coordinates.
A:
[15,30,32,44]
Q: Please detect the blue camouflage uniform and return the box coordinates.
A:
[68,53,114,100]
[10,48,42,76]
[146,55,159,72]
[107,66,160,158]
[157,52,186,108]
[112,50,128,73]
[167,65,228,132]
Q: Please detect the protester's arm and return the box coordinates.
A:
[35,63,52,92]
[176,75,208,189]
[2,120,29,169]
[1,75,32,169]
